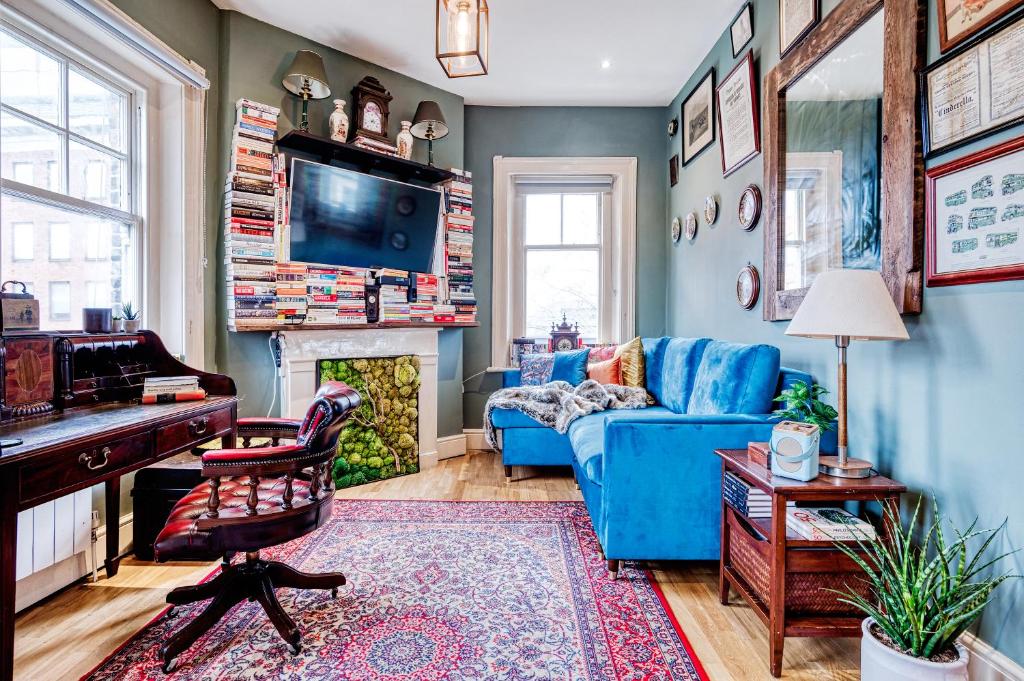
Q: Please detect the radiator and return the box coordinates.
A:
[16,490,93,609]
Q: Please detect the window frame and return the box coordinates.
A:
[10,221,33,261]
[48,279,70,321]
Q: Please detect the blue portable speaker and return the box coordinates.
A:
[770,421,821,481]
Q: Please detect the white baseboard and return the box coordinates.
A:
[464,428,493,451]
[437,433,467,460]
[419,450,438,469]
[961,632,1024,681]
[16,512,133,613]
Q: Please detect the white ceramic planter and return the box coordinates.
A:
[860,618,968,681]
[124,319,141,333]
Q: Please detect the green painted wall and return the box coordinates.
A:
[666,0,1023,663]
[462,106,667,429]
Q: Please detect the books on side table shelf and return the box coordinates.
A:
[142,376,206,404]
[723,471,794,519]
[786,508,877,541]
[225,98,285,331]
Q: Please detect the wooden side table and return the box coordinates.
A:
[715,449,906,677]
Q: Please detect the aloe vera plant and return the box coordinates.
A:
[833,498,1017,659]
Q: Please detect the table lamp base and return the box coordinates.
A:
[819,455,873,478]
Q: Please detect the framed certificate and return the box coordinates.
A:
[923,12,1024,157]
[926,135,1024,286]
[779,0,819,56]
[716,52,760,177]
[937,0,1024,52]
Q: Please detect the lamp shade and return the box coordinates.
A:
[282,50,331,99]
[785,270,909,341]
[410,100,449,140]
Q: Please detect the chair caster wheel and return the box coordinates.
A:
[287,642,302,656]
[162,657,177,674]
[330,587,338,599]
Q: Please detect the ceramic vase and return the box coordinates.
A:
[396,120,414,160]
[329,99,349,142]
[124,319,141,333]
[860,619,968,681]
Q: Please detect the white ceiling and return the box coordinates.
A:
[211,0,747,106]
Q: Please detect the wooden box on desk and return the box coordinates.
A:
[0,333,55,420]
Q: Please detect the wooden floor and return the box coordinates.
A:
[13,451,860,680]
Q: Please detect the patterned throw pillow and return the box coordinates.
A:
[520,353,555,386]
[588,346,617,364]
[613,337,646,389]
[587,357,622,385]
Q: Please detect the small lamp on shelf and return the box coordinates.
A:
[410,100,449,166]
[282,50,331,132]
[785,269,909,478]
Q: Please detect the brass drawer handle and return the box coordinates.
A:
[189,416,210,437]
[79,447,111,470]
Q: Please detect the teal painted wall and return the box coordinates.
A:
[461,106,667,429]
[666,0,1024,663]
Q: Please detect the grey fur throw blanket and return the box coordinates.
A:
[484,380,650,450]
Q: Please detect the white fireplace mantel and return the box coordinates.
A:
[276,328,440,469]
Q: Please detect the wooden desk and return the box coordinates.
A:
[0,396,237,681]
[715,449,906,677]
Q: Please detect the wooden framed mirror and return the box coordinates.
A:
[762,0,925,321]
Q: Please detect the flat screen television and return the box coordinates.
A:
[287,158,442,271]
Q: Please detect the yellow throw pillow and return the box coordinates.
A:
[613,337,645,389]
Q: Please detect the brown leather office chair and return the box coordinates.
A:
[153,381,360,672]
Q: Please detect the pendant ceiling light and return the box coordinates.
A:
[436,0,489,78]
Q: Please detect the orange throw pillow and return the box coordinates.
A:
[587,357,622,385]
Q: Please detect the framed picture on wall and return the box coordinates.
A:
[922,11,1024,158]
[669,154,679,186]
[779,0,820,56]
[937,0,1024,52]
[716,51,760,177]
[926,134,1024,286]
[681,68,716,166]
[731,3,755,58]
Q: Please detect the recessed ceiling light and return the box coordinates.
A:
[601,59,612,70]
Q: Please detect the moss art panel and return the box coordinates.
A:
[318,356,420,489]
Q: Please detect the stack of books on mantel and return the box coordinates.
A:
[142,376,206,404]
[409,272,438,323]
[225,98,282,331]
[336,267,369,325]
[377,268,411,323]
[275,262,307,325]
[786,508,877,541]
[304,265,340,326]
[723,471,794,519]
[351,134,398,157]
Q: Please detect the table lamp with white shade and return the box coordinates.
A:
[785,269,909,478]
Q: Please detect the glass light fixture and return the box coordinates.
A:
[435,0,489,78]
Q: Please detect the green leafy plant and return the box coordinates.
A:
[833,498,1017,660]
[121,301,140,320]
[772,380,838,431]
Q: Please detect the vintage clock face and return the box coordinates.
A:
[363,101,383,134]
[738,184,762,231]
[554,337,576,351]
[736,264,760,310]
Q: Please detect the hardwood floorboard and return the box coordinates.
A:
[13,450,859,680]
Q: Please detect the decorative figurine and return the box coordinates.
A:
[329,99,349,142]
[396,120,414,159]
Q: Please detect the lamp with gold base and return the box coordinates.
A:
[785,270,909,478]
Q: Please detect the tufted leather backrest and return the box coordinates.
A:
[296,381,362,457]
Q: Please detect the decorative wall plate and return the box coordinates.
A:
[668,117,679,137]
[671,217,682,243]
[738,184,762,231]
[736,264,760,309]
[685,212,699,241]
[704,195,718,224]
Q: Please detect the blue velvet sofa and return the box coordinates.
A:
[492,337,833,575]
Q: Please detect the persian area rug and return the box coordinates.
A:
[83,500,708,680]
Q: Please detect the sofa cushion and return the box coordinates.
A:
[520,354,554,385]
[567,407,676,485]
[687,341,781,415]
[490,408,546,429]
[657,338,712,414]
[550,349,589,385]
[642,336,670,400]
[587,357,621,385]
[613,337,646,389]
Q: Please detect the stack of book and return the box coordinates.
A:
[410,272,438,323]
[304,265,339,326]
[441,170,476,323]
[142,376,206,404]
[225,98,281,331]
[377,268,411,323]
[275,262,308,325]
[351,134,398,156]
[723,471,794,519]
[336,267,369,325]
[786,508,877,541]
[432,303,456,324]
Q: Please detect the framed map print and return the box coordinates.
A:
[681,68,716,166]
[937,0,1024,52]
[926,135,1024,286]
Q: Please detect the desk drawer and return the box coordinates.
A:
[20,433,150,505]
[155,405,233,456]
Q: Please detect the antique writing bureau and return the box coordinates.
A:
[0,330,237,681]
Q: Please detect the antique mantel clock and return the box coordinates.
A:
[549,314,581,352]
[350,76,393,143]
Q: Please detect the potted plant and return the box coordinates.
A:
[111,314,123,333]
[121,302,141,333]
[772,380,838,431]
[833,499,1017,681]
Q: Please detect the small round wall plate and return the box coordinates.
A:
[736,264,760,310]
[738,184,762,231]
[671,216,682,243]
[668,117,679,137]
[704,195,718,225]
[685,212,699,241]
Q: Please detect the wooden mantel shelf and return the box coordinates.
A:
[229,321,478,333]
